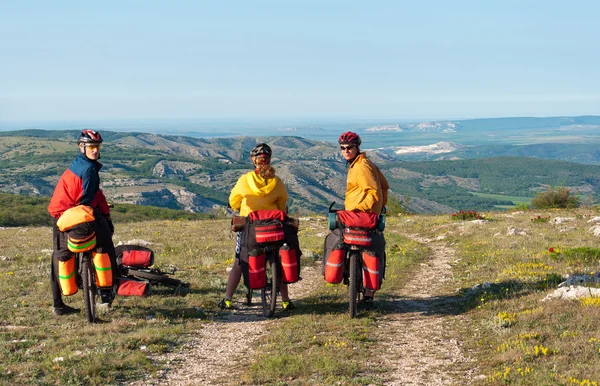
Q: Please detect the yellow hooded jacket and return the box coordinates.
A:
[229,171,288,216]
[344,153,389,214]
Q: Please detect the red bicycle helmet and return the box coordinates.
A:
[250,143,272,157]
[77,129,103,144]
[338,131,361,146]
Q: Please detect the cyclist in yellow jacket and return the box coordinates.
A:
[218,143,295,310]
[339,131,389,305]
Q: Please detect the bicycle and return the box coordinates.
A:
[116,244,189,295]
[120,265,190,295]
[326,203,385,318]
[238,210,301,318]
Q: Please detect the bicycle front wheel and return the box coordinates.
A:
[261,253,278,317]
[81,253,97,323]
[348,250,360,318]
[127,268,181,287]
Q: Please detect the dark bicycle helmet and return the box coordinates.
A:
[338,131,361,146]
[250,143,272,157]
[77,129,103,144]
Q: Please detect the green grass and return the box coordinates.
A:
[3,209,600,384]
[471,192,532,205]
[423,207,600,385]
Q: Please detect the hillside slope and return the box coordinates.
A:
[2,130,600,214]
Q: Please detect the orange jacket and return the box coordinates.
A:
[344,153,389,214]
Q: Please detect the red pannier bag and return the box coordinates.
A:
[280,244,299,283]
[117,278,150,296]
[324,244,345,284]
[362,250,381,290]
[248,249,267,289]
[343,228,373,247]
[249,210,285,244]
[115,245,154,268]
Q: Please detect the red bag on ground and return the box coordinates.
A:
[117,278,150,296]
[115,245,154,268]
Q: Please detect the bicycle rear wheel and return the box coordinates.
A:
[261,253,278,317]
[348,250,360,318]
[81,253,97,323]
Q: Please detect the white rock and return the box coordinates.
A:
[559,274,600,287]
[552,217,576,224]
[506,227,527,236]
[542,285,600,301]
[589,225,600,236]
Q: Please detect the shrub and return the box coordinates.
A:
[530,187,579,209]
[386,194,411,215]
[451,210,481,221]
[531,215,551,223]
[514,203,530,210]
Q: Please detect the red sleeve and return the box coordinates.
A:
[95,189,110,216]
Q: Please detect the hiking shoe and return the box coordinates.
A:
[218,298,233,309]
[53,304,80,316]
[281,301,296,311]
[100,290,114,304]
[97,302,112,310]
[360,296,374,308]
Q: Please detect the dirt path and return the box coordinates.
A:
[129,265,323,386]
[367,236,477,385]
[130,237,476,385]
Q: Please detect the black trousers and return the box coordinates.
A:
[50,214,117,305]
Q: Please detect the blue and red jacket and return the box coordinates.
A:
[48,153,110,218]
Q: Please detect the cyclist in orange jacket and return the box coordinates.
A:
[338,131,389,305]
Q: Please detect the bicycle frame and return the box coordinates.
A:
[327,202,384,318]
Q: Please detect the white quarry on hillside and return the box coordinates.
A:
[393,142,461,155]
[365,124,402,132]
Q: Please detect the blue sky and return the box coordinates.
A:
[1,0,599,123]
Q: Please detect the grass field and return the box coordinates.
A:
[3,209,600,385]
[471,192,532,205]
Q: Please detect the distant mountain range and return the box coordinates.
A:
[1,115,600,214]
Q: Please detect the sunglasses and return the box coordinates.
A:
[86,144,101,150]
[340,145,356,151]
